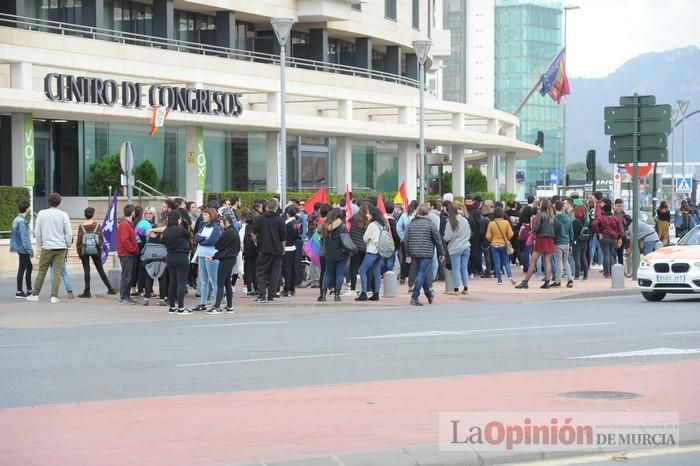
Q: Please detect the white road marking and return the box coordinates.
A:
[176,353,345,367]
[180,321,287,328]
[568,347,700,359]
[0,342,60,348]
[346,322,616,340]
[663,330,700,335]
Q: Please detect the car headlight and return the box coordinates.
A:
[640,260,651,269]
[694,262,700,269]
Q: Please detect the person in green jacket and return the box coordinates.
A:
[553,200,574,288]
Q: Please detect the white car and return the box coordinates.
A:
[637,225,700,301]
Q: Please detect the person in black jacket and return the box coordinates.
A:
[161,211,192,315]
[348,202,370,292]
[318,208,349,302]
[211,214,240,313]
[384,201,401,274]
[251,199,286,303]
[282,205,301,297]
[241,208,258,296]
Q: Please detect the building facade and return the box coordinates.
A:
[0,0,540,216]
[495,0,563,197]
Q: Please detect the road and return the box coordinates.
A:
[1,293,699,465]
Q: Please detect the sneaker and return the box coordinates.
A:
[143,298,150,306]
[193,304,207,311]
[50,297,60,304]
[497,279,503,285]
[427,291,434,305]
[119,298,138,305]
[15,291,28,298]
[177,308,193,315]
[107,288,117,295]
[206,307,222,314]
[410,299,423,306]
[26,294,39,302]
[368,293,379,301]
[67,291,75,299]
[461,288,469,295]
[446,290,459,296]
[254,297,268,304]
[551,282,561,287]
[78,291,91,298]
[540,282,551,289]
[334,295,341,302]
[509,278,517,286]
[582,277,588,281]
[246,291,256,297]
[566,280,574,288]
[355,292,368,302]
[225,307,236,313]
[168,307,177,313]
[273,292,281,298]
[514,281,529,289]
[469,274,475,279]
[158,299,168,306]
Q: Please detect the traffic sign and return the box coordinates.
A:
[625,162,653,177]
[609,148,667,163]
[603,104,672,135]
[620,95,656,106]
[676,177,693,194]
[611,133,667,150]
[604,119,671,135]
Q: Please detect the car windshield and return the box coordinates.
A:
[677,226,700,245]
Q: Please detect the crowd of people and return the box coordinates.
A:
[10,190,700,311]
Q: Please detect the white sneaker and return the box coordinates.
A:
[26,294,39,302]
[50,297,60,304]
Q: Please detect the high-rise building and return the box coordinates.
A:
[495,0,563,196]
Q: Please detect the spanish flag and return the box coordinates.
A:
[394,182,409,212]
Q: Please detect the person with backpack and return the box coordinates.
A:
[515,199,556,289]
[134,206,157,298]
[318,208,349,302]
[10,200,34,298]
[485,206,515,285]
[443,201,471,295]
[571,206,590,281]
[591,200,624,279]
[552,200,574,288]
[76,207,116,298]
[355,206,386,301]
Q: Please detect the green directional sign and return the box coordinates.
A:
[620,95,656,106]
[604,118,672,135]
[604,104,672,135]
[609,148,668,164]
[611,133,667,150]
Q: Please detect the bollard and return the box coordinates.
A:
[383,270,397,298]
[444,268,454,293]
[611,263,625,289]
[107,253,121,293]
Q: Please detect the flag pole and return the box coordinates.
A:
[512,47,566,117]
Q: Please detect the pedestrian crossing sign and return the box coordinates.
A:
[676,177,693,194]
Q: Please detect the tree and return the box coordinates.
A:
[566,162,612,181]
[464,167,487,194]
[86,152,121,196]
[442,171,452,193]
[134,160,160,191]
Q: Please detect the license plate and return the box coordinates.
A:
[656,274,686,283]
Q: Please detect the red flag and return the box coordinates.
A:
[303,187,327,215]
[377,193,387,217]
[344,184,352,231]
[394,182,409,212]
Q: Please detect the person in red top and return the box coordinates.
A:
[591,200,624,279]
[117,204,139,304]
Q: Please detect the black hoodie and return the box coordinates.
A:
[251,210,286,256]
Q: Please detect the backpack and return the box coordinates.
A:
[80,224,99,256]
[376,223,395,258]
[578,224,591,242]
[141,242,168,264]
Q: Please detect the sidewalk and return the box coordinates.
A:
[0,266,638,330]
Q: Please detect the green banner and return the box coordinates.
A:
[196,127,206,190]
[24,114,35,187]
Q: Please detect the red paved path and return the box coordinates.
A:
[1,360,698,466]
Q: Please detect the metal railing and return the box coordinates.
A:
[134,180,169,204]
[0,13,421,89]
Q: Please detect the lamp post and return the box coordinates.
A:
[670,109,678,207]
[271,17,295,208]
[412,39,431,204]
[677,99,689,183]
[562,5,579,181]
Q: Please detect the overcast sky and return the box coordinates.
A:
[566,0,700,78]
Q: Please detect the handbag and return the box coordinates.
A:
[339,232,358,256]
[495,220,514,256]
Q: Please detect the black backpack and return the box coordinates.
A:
[578,224,591,242]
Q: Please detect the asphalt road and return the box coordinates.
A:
[1,294,699,409]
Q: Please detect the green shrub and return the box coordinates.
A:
[86,152,121,196]
[205,190,442,209]
[465,167,487,194]
[134,160,160,190]
[0,186,31,235]
[500,192,517,203]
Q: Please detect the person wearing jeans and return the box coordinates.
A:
[485,207,515,285]
[443,202,471,295]
[404,204,446,306]
[318,208,349,302]
[10,200,33,298]
[211,214,240,313]
[117,204,139,304]
[553,200,574,287]
[194,208,222,311]
[356,207,385,301]
[572,207,589,280]
[592,201,624,279]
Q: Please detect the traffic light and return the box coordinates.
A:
[534,131,544,148]
[586,149,597,190]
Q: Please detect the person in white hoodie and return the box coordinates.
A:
[27,193,72,304]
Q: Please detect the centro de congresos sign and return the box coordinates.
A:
[43,73,243,117]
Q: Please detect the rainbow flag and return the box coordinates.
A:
[539,49,570,104]
[303,231,322,268]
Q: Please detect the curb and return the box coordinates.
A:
[555,288,640,300]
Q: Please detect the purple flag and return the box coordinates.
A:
[101,191,118,263]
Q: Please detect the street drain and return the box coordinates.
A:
[559,391,642,400]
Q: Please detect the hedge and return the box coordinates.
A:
[0,186,31,234]
[206,191,450,209]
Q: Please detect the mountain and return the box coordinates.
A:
[566,46,700,169]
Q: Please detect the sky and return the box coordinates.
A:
[566,0,700,78]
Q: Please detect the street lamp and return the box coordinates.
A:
[671,109,678,206]
[562,5,579,181]
[271,17,295,208]
[677,99,689,183]
[412,39,431,204]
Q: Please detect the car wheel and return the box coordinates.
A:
[642,292,666,302]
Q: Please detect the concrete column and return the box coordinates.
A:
[398,106,416,125]
[266,132,281,193]
[184,126,205,205]
[0,0,29,16]
[487,118,498,135]
[405,53,418,81]
[215,11,236,49]
[153,0,174,40]
[452,113,465,131]
[386,45,401,76]
[398,141,417,202]
[486,150,500,200]
[267,92,280,113]
[336,137,352,193]
[504,123,516,139]
[355,37,372,70]
[338,99,352,120]
[10,62,32,90]
[452,145,465,198]
[309,28,329,62]
[505,152,516,195]
[82,0,105,29]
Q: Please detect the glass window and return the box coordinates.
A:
[204,130,267,192]
[385,0,397,20]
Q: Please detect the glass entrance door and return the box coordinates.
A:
[33,130,51,211]
[300,151,328,189]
